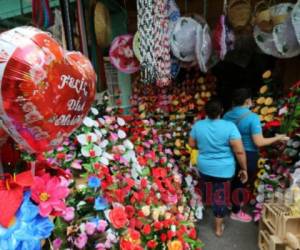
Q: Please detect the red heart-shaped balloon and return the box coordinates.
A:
[0,27,96,153]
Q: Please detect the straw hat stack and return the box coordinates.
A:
[94,1,112,48]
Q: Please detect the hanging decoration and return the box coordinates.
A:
[137,0,157,83]
[153,0,171,86]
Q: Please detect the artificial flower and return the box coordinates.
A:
[167,240,183,250]
[0,192,54,250]
[97,220,108,233]
[53,238,63,250]
[74,233,88,249]
[94,197,108,211]
[31,173,69,217]
[85,222,96,235]
[88,176,101,188]
[109,207,128,229]
[62,207,75,222]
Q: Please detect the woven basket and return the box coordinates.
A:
[94,2,112,48]
[253,1,273,33]
[227,0,252,31]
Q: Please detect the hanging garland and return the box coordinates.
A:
[154,0,171,87]
[137,0,157,83]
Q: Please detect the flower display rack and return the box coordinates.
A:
[259,203,300,250]
[261,203,290,235]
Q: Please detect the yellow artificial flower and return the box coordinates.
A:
[254,179,261,189]
[258,158,266,168]
[197,77,204,84]
[168,240,183,250]
[264,114,274,122]
[259,85,268,94]
[265,97,273,106]
[252,106,260,114]
[268,107,277,113]
[257,169,266,179]
[262,70,272,79]
[260,106,269,115]
[256,97,266,105]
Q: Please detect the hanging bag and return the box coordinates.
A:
[227,0,252,31]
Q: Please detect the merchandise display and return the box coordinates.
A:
[0,0,300,249]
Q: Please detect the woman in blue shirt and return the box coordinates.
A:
[189,100,248,237]
[224,88,288,222]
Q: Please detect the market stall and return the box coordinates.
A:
[0,0,299,250]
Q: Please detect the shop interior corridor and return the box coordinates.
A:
[198,209,259,250]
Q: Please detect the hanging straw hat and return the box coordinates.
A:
[227,0,252,31]
[195,24,212,73]
[292,0,300,45]
[94,2,112,48]
[273,3,300,58]
[170,17,199,62]
[254,3,300,58]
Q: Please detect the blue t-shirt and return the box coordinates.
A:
[190,119,241,178]
[223,106,262,152]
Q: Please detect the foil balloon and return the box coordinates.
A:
[0,26,96,153]
[0,126,8,147]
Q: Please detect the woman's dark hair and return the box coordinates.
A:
[232,88,252,106]
[205,99,223,119]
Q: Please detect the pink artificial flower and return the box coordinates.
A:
[96,243,106,250]
[31,173,69,217]
[85,222,97,235]
[97,220,108,232]
[62,207,75,222]
[71,160,82,170]
[53,238,62,250]
[110,133,118,142]
[74,233,88,249]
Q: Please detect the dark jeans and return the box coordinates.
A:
[200,173,232,218]
[231,151,259,213]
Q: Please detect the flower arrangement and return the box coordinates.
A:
[43,98,203,249]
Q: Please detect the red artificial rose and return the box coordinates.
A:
[56,152,65,159]
[125,205,135,219]
[160,233,167,242]
[143,224,152,235]
[152,167,167,179]
[141,178,148,189]
[154,221,163,231]
[189,228,197,239]
[109,207,128,229]
[167,230,175,240]
[129,228,141,241]
[137,156,147,166]
[147,240,158,249]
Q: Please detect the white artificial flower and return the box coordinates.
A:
[195,206,203,220]
[256,194,265,203]
[83,117,96,127]
[171,225,176,232]
[117,130,126,139]
[99,156,109,166]
[123,139,134,150]
[79,223,86,233]
[102,152,114,160]
[98,118,105,125]
[77,201,87,210]
[99,139,109,148]
[185,175,193,186]
[257,184,265,193]
[91,107,99,115]
[101,129,108,135]
[94,129,103,140]
[117,117,125,126]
